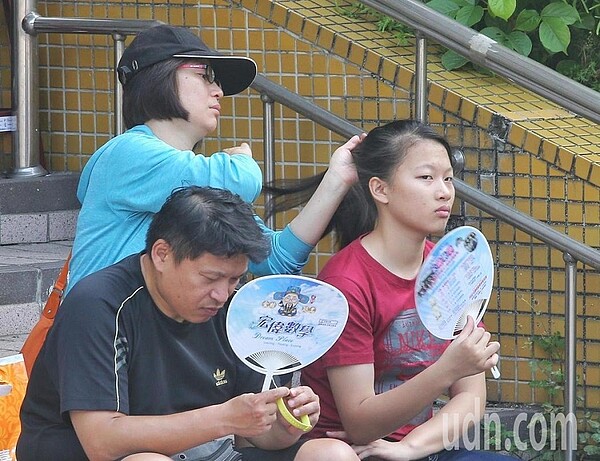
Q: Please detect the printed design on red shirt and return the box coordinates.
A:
[378,308,448,427]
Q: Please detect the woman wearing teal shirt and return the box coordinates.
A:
[68,24,363,292]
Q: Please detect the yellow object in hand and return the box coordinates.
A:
[276,397,312,432]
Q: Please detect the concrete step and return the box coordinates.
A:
[0,172,79,357]
[0,172,79,244]
[0,332,28,358]
[0,241,72,358]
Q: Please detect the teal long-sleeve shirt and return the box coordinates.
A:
[67,125,312,293]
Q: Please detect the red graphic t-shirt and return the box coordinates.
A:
[301,237,449,440]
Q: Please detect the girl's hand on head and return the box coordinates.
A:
[327,133,366,187]
[223,142,252,157]
[439,316,500,382]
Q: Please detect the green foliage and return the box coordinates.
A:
[425,0,583,68]
[477,330,600,459]
[336,0,600,90]
[334,1,413,45]
[525,331,600,459]
[557,32,600,91]
[528,330,565,402]
[580,416,600,457]
[483,419,529,458]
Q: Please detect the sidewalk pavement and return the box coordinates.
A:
[0,333,28,359]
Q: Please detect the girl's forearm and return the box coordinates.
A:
[399,390,485,459]
[288,168,351,245]
[337,361,456,444]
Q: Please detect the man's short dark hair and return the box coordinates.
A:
[146,186,270,264]
[122,59,189,129]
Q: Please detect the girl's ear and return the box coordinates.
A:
[369,176,389,204]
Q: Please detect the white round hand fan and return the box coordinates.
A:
[227,274,349,430]
[415,226,500,379]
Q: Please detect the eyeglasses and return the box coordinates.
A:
[178,63,221,88]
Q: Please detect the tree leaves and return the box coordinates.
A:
[488,0,516,21]
[538,2,581,54]
[540,18,571,54]
[425,0,585,69]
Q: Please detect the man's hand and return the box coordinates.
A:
[222,142,252,157]
[276,385,320,434]
[222,387,290,438]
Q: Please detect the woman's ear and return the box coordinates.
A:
[369,176,389,204]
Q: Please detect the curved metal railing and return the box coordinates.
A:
[9,0,162,178]
[359,0,600,125]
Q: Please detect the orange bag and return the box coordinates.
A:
[0,353,28,461]
[20,252,70,376]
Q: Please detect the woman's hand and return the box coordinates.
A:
[437,316,500,382]
[327,433,417,461]
[223,142,252,157]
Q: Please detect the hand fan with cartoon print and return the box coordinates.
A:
[414,225,500,379]
[226,274,349,430]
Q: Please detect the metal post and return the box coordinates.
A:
[12,14,160,176]
[261,93,276,229]
[414,32,428,123]
[9,0,47,177]
[564,253,577,461]
[113,33,126,135]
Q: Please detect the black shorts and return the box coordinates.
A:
[237,440,306,461]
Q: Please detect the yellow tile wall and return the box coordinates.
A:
[0,0,598,411]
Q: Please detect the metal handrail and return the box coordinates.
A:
[8,0,162,178]
[22,14,162,35]
[252,75,364,139]
[252,75,600,270]
[359,0,600,125]
[22,13,163,137]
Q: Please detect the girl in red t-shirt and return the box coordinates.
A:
[266,120,512,461]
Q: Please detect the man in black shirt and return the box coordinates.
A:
[17,186,359,461]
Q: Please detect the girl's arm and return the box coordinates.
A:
[286,134,363,246]
[393,372,487,459]
[250,134,364,276]
[326,317,498,445]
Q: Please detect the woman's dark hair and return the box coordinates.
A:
[146,186,270,264]
[122,58,191,129]
[264,120,453,249]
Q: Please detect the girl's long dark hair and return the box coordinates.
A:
[263,120,453,250]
